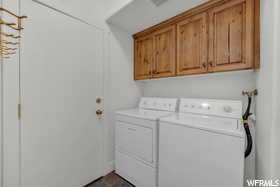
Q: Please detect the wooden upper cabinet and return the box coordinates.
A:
[208,0,255,72]
[153,25,176,78]
[177,12,208,75]
[133,0,259,80]
[134,35,153,80]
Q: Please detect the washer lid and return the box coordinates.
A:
[160,113,244,137]
[116,108,174,120]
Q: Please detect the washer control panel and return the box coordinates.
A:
[179,98,242,119]
[139,97,178,112]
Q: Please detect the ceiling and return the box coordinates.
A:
[106,0,208,34]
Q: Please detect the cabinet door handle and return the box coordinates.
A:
[153,70,160,74]
[202,63,206,68]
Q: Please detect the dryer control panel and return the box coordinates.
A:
[179,98,242,119]
[139,97,178,112]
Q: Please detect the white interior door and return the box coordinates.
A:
[20,1,104,187]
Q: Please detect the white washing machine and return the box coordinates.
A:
[115,97,178,187]
[159,98,245,187]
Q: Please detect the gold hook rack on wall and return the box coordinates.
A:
[0,19,16,26]
[0,7,27,60]
[0,8,27,19]
[0,45,17,50]
[0,31,21,39]
[0,40,19,45]
[0,18,23,30]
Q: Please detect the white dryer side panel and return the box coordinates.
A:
[159,122,245,187]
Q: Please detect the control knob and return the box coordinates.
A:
[223,105,233,113]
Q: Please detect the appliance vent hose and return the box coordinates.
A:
[243,96,253,158]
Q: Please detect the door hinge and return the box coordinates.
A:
[18,104,21,119]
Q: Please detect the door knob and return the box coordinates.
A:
[96,109,103,116]
[96,98,102,103]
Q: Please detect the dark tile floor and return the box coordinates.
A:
[87,172,134,187]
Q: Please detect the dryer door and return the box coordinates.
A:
[116,121,154,164]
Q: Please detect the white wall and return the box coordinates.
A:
[143,71,256,100]
[34,0,108,29]
[255,0,277,180]
[271,0,280,179]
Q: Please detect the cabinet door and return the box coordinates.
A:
[208,0,254,72]
[153,26,176,78]
[134,35,153,80]
[177,12,208,76]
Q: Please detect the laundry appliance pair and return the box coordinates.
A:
[115,97,245,187]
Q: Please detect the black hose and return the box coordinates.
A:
[244,124,253,158]
[243,96,253,158]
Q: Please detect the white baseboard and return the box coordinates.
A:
[103,160,115,175]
